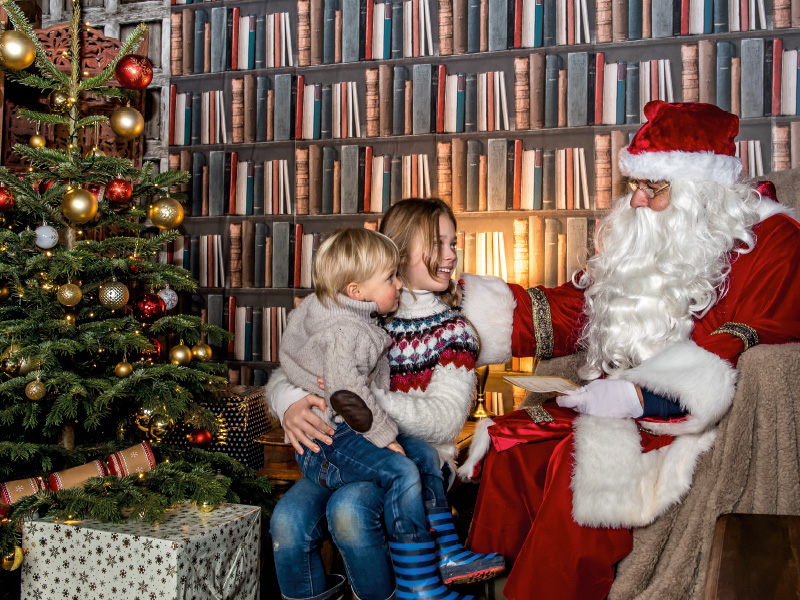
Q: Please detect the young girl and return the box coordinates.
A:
[267,198,513,600]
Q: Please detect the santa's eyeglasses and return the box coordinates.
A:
[626,179,671,199]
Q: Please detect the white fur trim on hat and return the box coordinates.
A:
[619,148,743,186]
[459,273,515,367]
[571,414,717,527]
[616,340,738,436]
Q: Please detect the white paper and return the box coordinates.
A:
[503,375,581,393]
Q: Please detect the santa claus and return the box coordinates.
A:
[457,100,800,600]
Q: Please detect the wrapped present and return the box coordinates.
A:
[21,502,261,600]
[167,385,271,470]
[48,460,107,491]
[107,441,157,477]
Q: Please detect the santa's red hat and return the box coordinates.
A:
[618,101,742,186]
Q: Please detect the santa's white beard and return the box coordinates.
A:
[576,180,760,380]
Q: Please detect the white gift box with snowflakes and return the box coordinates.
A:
[20,502,261,600]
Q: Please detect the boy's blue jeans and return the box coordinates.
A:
[271,430,446,599]
[295,424,445,538]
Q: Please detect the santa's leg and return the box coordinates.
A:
[502,434,634,600]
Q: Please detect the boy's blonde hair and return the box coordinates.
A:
[380,198,462,308]
[313,228,400,306]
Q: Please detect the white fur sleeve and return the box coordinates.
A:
[264,368,310,426]
[459,273,516,367]
[373,363,477,446]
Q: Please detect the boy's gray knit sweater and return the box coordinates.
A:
[279,293,398,448]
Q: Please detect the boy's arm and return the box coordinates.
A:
[321,325,398,448]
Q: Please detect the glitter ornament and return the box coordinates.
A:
[114,360,132,378]
[0,187,15,212]
[188,428,213,447]
[106,177,132,203]
[34,224,58,249]
[133,293,166,323]
[148,196,184,230]
[25,379,46,400]
[114,54,153,90]
[169,341,192,366]
[61,188,98,223]
[157,286,178,310]
[56,282,82,306]
[110,106,144,139]
[0,30,35,70]
[191,342,212,362]
[98,279,129,310]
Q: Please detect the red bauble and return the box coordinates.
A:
[0,188,14,212]
[132,292,166,323]
[188,428,213,447]
[85,183,104,202]
[139,337,162,362]
[114,54,153,90]
[38,179,56,194]
[106,178,133,204]
[128,255,146,274]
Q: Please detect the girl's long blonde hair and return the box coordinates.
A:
[380,198,462,308]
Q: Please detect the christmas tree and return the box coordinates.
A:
[0,0,272,578]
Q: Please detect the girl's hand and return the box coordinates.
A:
[283,394,334,455]
[317,376,325,391]
[387,441,406,455]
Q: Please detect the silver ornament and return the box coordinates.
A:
[157,286,178,310]
[34,224,58,249]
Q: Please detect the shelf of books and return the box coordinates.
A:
[169,0,800,383]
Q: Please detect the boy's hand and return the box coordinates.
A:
[387,441,405,455]
[283,394,333,455]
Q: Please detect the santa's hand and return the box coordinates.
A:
[556,380,644,418]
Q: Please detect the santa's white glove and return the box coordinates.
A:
[556,379,644,419]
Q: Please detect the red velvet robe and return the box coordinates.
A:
[467,213,800,600]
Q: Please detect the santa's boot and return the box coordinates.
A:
[281,574,346,600]
[388,536,475,600]
[426,502,505,585]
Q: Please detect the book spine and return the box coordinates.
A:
[229,223,243,288]
[379,64,395,137]
[310,0,325,64]
[437,141,453,206]
[324,0,337,64]
[716,41,734,112]
[298,0,312,65]
[594,133,611,209]
[440,0,454,55]
[366,68,380,137]
[295,147,310,215]
[567,52,588,127]
[393,66,408,135]
[309,144,323,215]
[466,140,482,212]
[321,82,333,139]
[322,146,337,213]
[544,54,561,128]
[625,61,639,123]
[515,56,531,130]
[681,43,699,102]
[451,137,467,211]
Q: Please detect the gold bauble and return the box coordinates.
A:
[25,380,46,400]
[196,502,215,513]
[47,90,73,113]
[169,343,192,366]
[148,416,173,441]
[29,134,46,148]
[56,282,82,306]
[134,408,152,433]
[191,342,212,362]
[148,197,185,230]
[61,188,98,224]
[1,545,22,571]
[0,31,35,70]
[98,279,129,310]
[114,360,132,378]
[110,106,144,140]
[0,284,9,301]
[84,146,105,158]
[1,344,32,377]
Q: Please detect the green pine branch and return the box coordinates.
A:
[2,0,70,86]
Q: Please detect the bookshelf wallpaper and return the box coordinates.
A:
[168,0,800,384]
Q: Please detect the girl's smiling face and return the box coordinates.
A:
[403,214,457,292]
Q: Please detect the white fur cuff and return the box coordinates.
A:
[617,341,738,436]
[457,417,494,481]
[459,273,516,367]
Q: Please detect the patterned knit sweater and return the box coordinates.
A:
[375,289,479,468]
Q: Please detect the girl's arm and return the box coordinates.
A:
[373,362,476,447]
